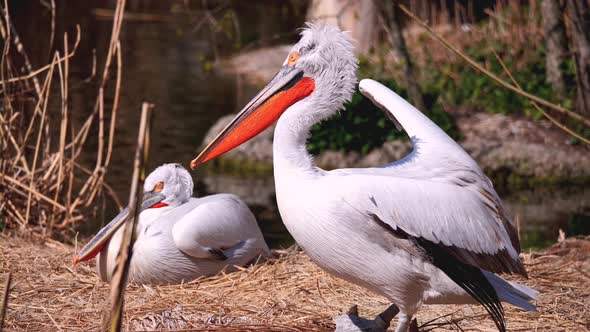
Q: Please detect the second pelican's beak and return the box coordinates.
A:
[190,66,315,169]
[72,191,166,265]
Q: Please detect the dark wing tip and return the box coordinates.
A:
[416,237,506,332]
[208,248,228,261]
[369,213,508,331]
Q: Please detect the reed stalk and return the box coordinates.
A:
[0,0,126,236]
[108,103,153,332]
[399,4,590,131]
[0,271,11,332]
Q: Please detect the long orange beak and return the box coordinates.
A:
[190,66,315,169]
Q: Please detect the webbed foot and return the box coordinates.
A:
[334,304,400,332]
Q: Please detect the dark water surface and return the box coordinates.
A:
[10,1,589,249]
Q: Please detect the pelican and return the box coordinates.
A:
[190,24,538,331]
[73,163,270,285]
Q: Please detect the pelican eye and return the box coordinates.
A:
[153,182,164,193]
[287,52,299,65]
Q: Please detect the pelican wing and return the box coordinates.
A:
[171,194,260,260]
[325,79,524,275]
[324,173,525,275]
[320,173,522,332]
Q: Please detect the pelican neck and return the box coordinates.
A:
[272,111,317,176]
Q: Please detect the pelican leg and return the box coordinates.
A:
[393,312,413,332]
[334,303,399,332]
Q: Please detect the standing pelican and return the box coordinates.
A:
[73,163,270,285]
[190,24,538,331]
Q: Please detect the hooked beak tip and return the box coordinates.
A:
[72,256,80,266]
[189,159,199,170]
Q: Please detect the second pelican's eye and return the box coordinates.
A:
[154,182,164,193]
[288,52,299,65]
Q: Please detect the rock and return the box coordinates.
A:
[219,45,292,85]
[358,141,413,167]
[201,174,275,207]
[456,112,590,179]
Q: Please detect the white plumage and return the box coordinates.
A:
[192,24,538,332]
[274,79,536,331]
[76,164,270,285]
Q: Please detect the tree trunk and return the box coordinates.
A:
[566,0,590,114]
[306,0,378,55]
[541,0,568,96]
[382,1,426,113]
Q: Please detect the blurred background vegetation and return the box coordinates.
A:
[306,0,590,153]
[1,0,588,247]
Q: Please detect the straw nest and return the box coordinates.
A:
[1,235,589,331]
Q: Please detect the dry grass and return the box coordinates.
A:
[0,0,125,237]
[0,235,588,331]
[400,0,544,71]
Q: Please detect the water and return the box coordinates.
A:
[9,1,589,249]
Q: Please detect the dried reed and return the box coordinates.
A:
[0,0,126,237]
[109,103,153,332]
[398,4,590,132]
[399,5,590,144]
[0,271,10,331]
[492,49,590,145]
[0,235,588,331]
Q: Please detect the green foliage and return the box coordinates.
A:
[308,30,590,155]
[421,40,576,118]
[305,29,589,155]
[307,77,459,155]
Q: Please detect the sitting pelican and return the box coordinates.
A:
[190,24,538,331]
[73,163,270,284]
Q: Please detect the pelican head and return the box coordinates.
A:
[144,163,193,207]
[191,23,358,168]
[72,163,193,265]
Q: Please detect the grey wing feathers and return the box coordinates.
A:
[350,79,525,274]
[172,195,268,261]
